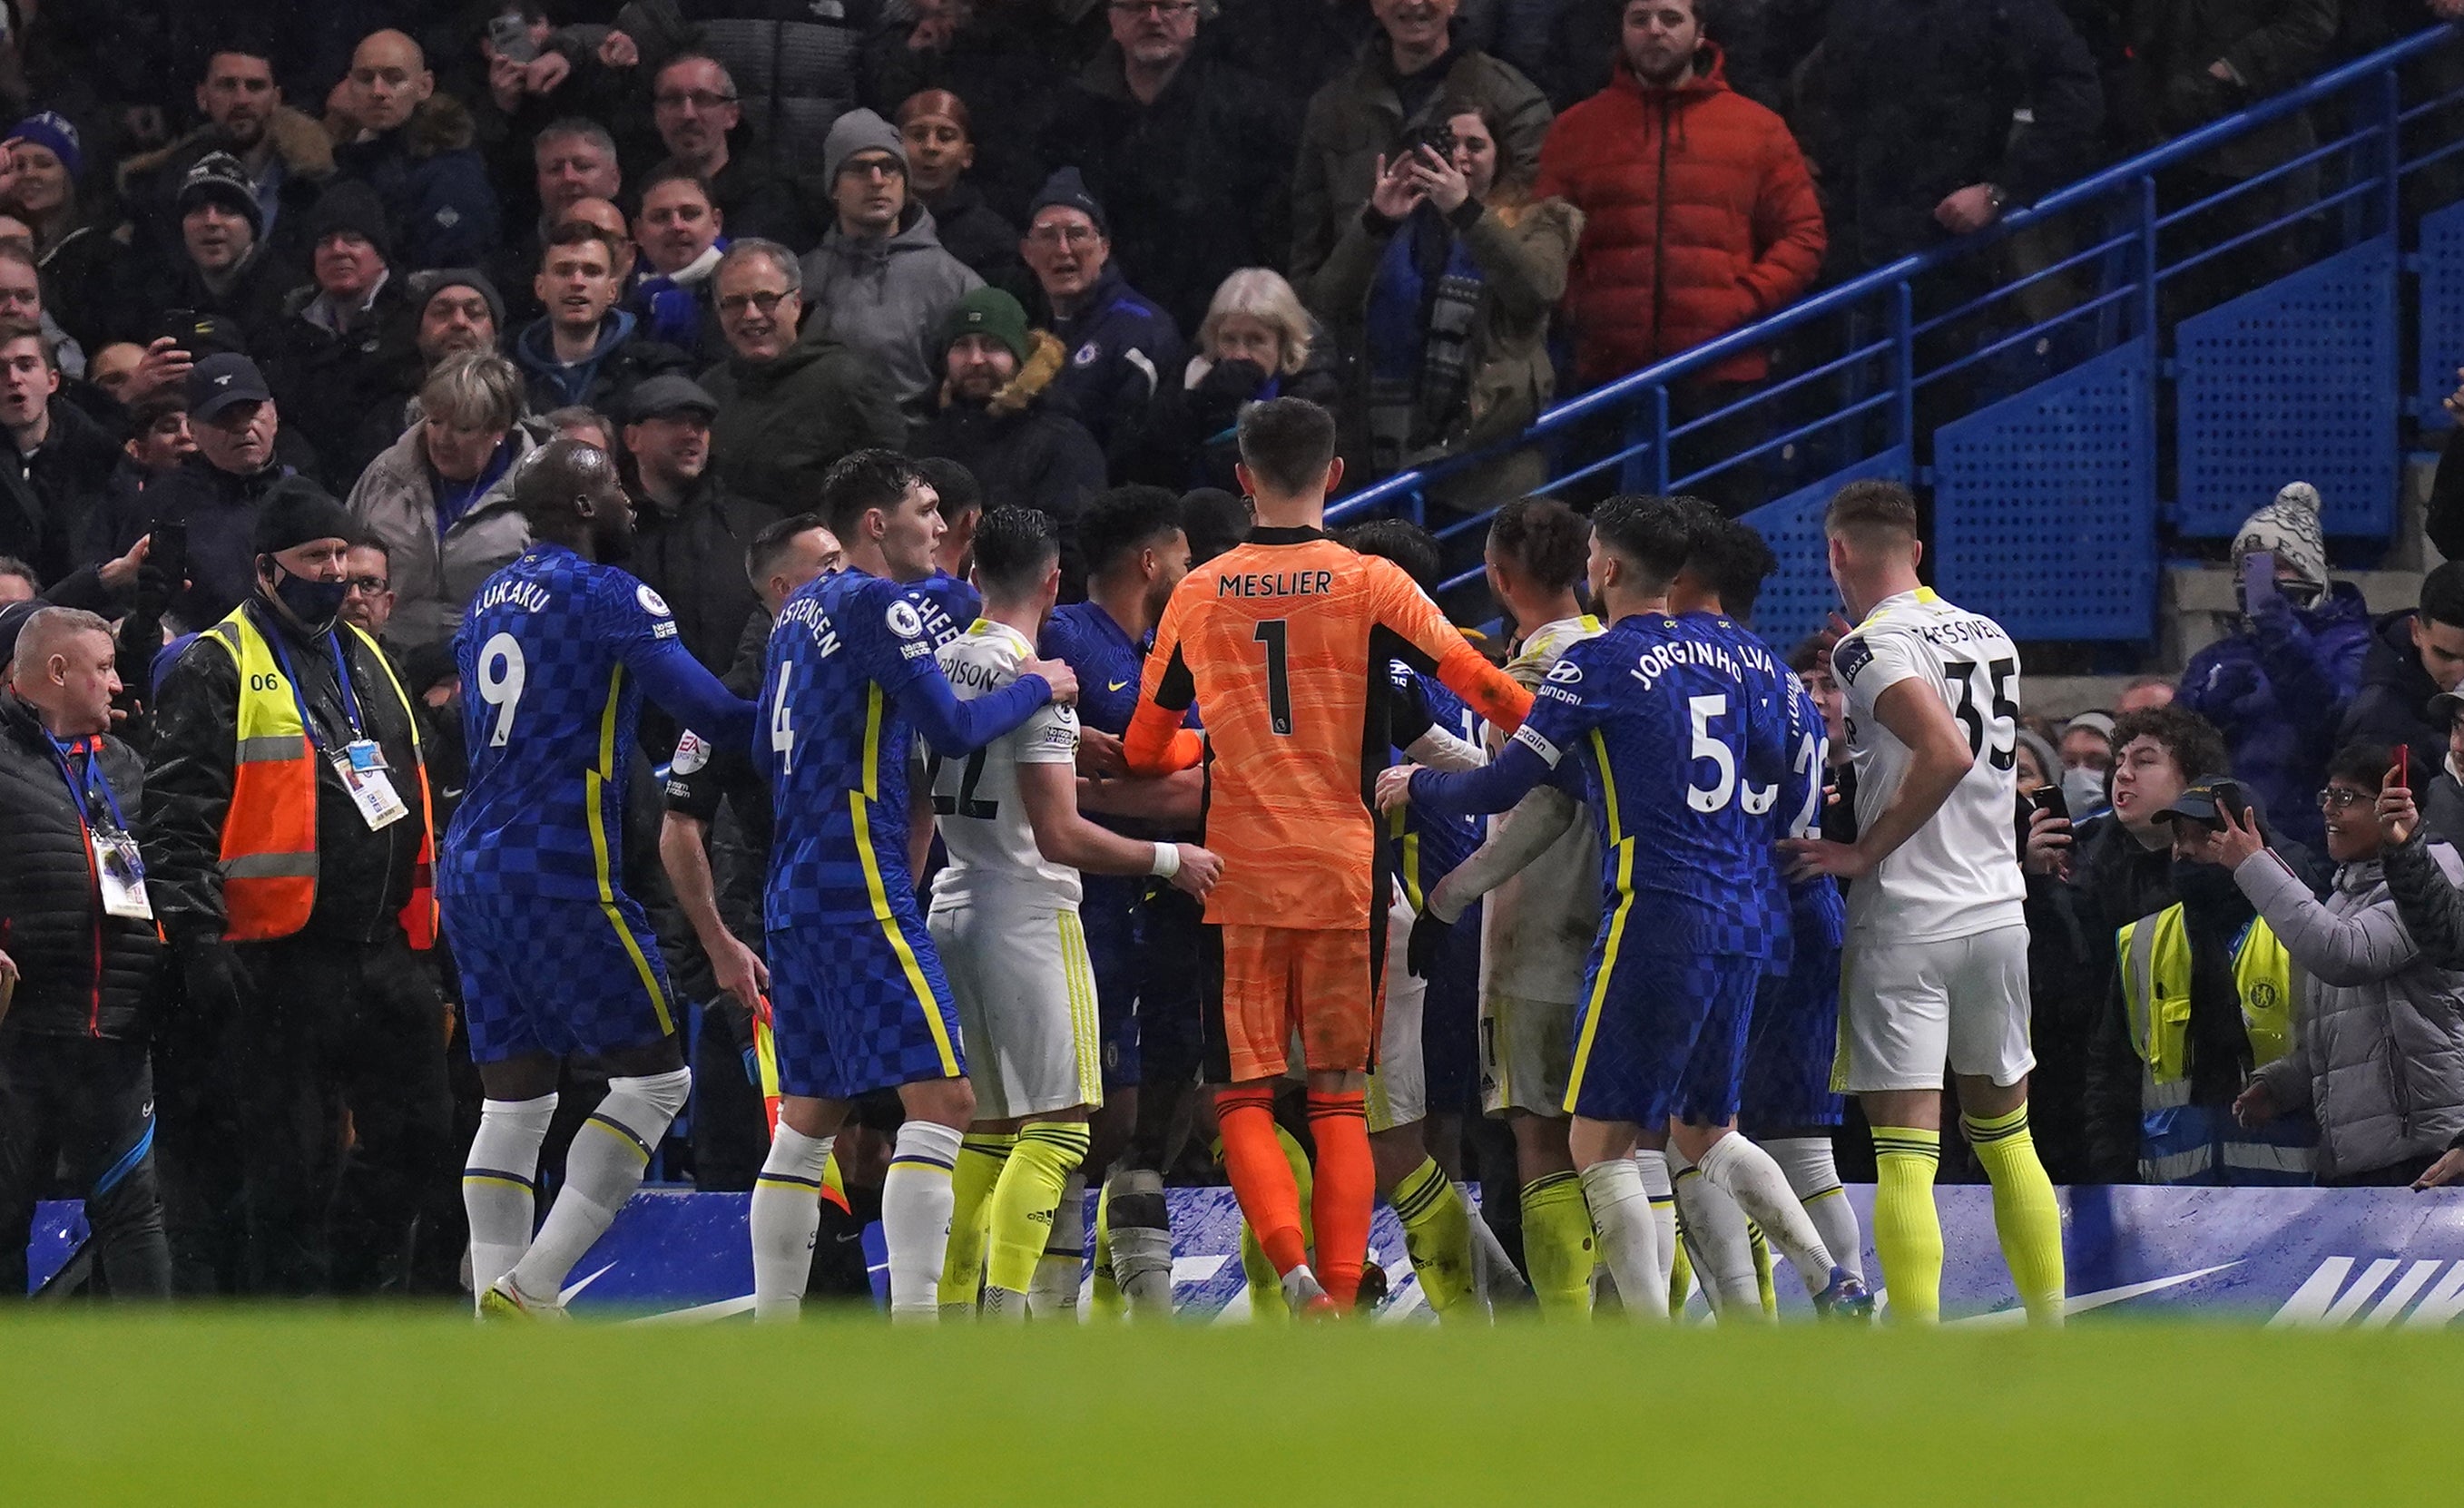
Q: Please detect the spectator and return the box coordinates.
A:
[910,286,1106,591]
[345,350,541,652]
[2015,727,2060,797]
[540,404,616,451]
[2174,484,2370,850]
[258,182,423,492]
[1533,1,1824,398]
[338,538,397,647]
[115,152,295,348]
[1289,0,1553,288]
[0,240,89,390]
[646,54,817,247]
[1807,0,2102,273]
[659,1,876,168]
[618,374,781,694]
[800,109,981,424]
[1021,168,1183,476]
[490,118,625,329]
[2223,742,2464,1186]
[2421,691,2464,847]
[699,239,906,514]
[895,90,1021,289]
[2059,710,2116,811]
[630,164,730,360]
[2118,674,2176,713]
[2341,559,2464,779]
[1041,0,1296,335]
[101,353,291,629]
[115,44,335,274]
[1312,94,1578,501]
[142,480,451,1294]
[557,195,640,285]
[856,0,1091,221]
[406,267,503,371]
[510,220,687,415]
[329,30,500,271]
[6,113,119,357]
[101,393,196,526]
[0,605,172,1298]
[0,321,121,598]
[0,554,34,602]
[1163,269,1343,491]
[472,10,635,216]
[85,343,149,406]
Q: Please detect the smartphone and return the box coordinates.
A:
[2395,744,2411,790]
[150,520,187,593]
[488,12,540,64]
[2033,785,2069,822]
[2242,550,2280,614]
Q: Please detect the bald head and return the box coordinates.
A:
[558,197,636,278]
[9,606,117,736]
[348,30,434,133]
[517,437,633,559]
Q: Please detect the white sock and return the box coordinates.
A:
[1695,1131,1837,1296]
[883,1120,964,1317]
[1031,1172,1086,1320]
[1671,1153,1762,1315]
[750,1123,834,1322]
[1577,1159,1664,1322]
[1104,1167,1176,1316]
[464,1093,556,1307]
[510,1070,689,1304]
[1633,1149,1677,1299]
[1769,1135,1864,1286]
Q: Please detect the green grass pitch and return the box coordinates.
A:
[7,1312,2455,1503]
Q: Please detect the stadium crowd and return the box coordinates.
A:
[4,0,2464,1314]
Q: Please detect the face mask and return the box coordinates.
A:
[272,565,350,631]
[2063,765,2106,814]
[2170,855,2247,914]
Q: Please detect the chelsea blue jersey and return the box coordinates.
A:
[1516,612,1790,959]
[1040,599,1146,737]
[1387,659,1480,904]
[446,543,691,901]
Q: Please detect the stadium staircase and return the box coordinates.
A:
[1325,24,2464,717]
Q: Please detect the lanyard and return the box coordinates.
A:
[44,734,128,832]
[261,622,368,752]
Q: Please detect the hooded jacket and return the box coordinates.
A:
[2337,609,2448,781]
[0,692,160,1041]
[511,308,692,415]
[2174,582,2372,850]
[330,93,501,271]
[2242,844,2464,1180]
[1532,46,1825,387]
[800,204,983,418]
[347,421,545,652]
[910,330,1105,591]
[700,327,908,515]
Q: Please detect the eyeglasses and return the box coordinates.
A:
[345,575,390,596]
[1026,224,1102,248]
[2317,788,2371,812]
[1108,1,1198,15]
[654,90,738,111]
[718,289,793,317]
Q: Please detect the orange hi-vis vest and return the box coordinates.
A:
[201,604,437,949]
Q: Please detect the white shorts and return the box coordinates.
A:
[1481,990,1576,1119]
[928,898,1104,1121]
[1368,890,1424,1133]
[1835,925,2034,1094]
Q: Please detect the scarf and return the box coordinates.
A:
[1363,204,1485,474]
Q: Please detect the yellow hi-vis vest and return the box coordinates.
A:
[2116,903,2293,1110]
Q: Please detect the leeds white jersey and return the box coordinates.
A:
[1479,613,1605,1006]
[925,621,1083,913]
[1833,587,2026,943]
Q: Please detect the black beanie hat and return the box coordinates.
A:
[251,475,359,556]
[304,180,394,264]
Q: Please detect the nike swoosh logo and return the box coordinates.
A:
[1940,1261,2242,1326]
[1108,679,1129,691]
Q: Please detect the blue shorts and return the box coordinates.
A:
[1564,950,1761,1128]
[1080,874,1144,1090]
[1137,886,1208,1091]
[767,892,967,1102]
[447,887,676,1063]
[1420,901,1481,1115]
[1741,940,1845,1132]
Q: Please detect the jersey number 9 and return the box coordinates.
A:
[477,632,525,747]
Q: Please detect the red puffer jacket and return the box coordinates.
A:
[1535,46,1825,388]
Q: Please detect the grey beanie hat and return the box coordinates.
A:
[823,108,907,187]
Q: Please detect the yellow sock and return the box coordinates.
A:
[986,1122,1091,1297]
[1391,1157,1474,1316]
[1665,1210,1693,1317]
[1871,1126,1943,1326]
[941,1131,1013,1311]
[1521,1171,1595,1317]
[1749,1221,1777,1318]
[1090,1178,1124,1317]
[1963,1106,2066,1326]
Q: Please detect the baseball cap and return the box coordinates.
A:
[2432,690,2464,729]
[186,352,272,422]
[624,374,721,424]
[2154,774,2253,827]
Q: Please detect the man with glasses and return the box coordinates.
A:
[648,54,818,246]
[1019,169,1182,479]
[699,239,905,514]
[1044,0,1294,334]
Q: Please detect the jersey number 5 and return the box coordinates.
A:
[476,632,525,747]
[1943,657,2020,770]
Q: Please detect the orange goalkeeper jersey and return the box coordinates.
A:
[1124,527,1534,928]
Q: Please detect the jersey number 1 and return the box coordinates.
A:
[1255,619,1292,736]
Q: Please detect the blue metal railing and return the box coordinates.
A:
[1327,24,2464,628]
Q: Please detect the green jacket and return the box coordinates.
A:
[699,329,907,515]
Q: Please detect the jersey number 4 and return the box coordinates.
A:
[1943,657,2020,770]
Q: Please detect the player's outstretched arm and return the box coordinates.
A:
[1782,676,1971,883]
[1017,763,1222,896]
[1123,696,1203,776]
[1423,784,1579,923]
[898,660,1063,757]
[633,637,759,752]
[1390,734,1556,823]
[1369,559,1536,732]
[1077,766,1206,826]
